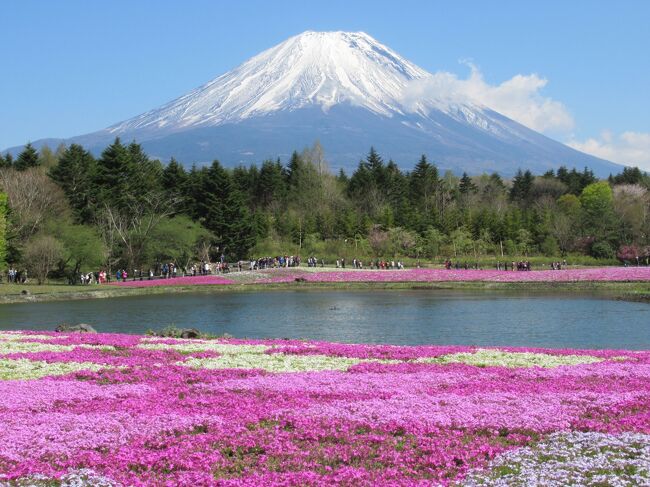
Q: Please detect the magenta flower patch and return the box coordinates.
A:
[0,331,648,485]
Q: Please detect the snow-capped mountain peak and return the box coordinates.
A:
[13,30,618,177]
[109,31,434,134]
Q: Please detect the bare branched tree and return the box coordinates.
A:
[196,238,213,263]
[98,192,181,270]
[24,235,64,284]
[0,168,68,241]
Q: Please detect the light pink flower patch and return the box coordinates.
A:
[257,266,650,284]
[0,331,648,486]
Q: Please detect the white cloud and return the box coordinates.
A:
[402,63,575,136]
[567,131,650,170]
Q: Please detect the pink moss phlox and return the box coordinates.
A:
[0,331,648,485]
[255,266,650,284]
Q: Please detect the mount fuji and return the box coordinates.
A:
[8,31,620,176]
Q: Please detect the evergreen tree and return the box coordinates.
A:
[93,138,132,209]
[286,151,304,190]
[336,168,348,185]
[126,141,163,194]
[232,164,258,202]
[257,159,286,207]
[459,172,478,194]
[161,158,189,213]
[221,181,256,260]
[161,158,188,194]
[49,144,96,222]
[196,161,230,236]
[510,169,534,202]
[488,172,505,190]
[409,155,438,212]
[363,147,386,190]
[14,143,40,171]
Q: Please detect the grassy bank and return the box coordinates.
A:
[1,279,650,305]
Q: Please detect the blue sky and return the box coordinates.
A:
[2,1,649,167]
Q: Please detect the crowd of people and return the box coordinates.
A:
[335,258,405,270]
[5,255,576,286]
[442,259,568,271]
[7,268,27,283]
[249,255,301,270]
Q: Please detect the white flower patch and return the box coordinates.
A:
[77,345,117,351]
[0,341,76,355]
[419,349,602,368]
[0,359,104,380]
[0,333,57,342]
[462,431,650,486]
[139,342,270,355]
[0,468,118,486]
[181,352,367,373]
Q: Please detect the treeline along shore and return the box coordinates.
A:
[0,139,649,285]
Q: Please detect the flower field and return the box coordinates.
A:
[108,266,650,289]
[0,332,648,485]
[255,266,650,284]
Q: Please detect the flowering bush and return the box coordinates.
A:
[0,332,648,485]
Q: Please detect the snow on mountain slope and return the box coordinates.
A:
[107,31,487,134]
[6,30,622,176]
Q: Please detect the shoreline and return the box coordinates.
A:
[0,278,649,305]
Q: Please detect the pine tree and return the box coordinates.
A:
[409,155,438,212]
[336,168,348,185]
[510,169,534,202]
[49,144,96,222]
[222,181,256,260]
[364,147,386,190]
[126,141,163,194]
[197,160,230,236]
[459,172,477,194]
[93,138,132,209]
[14,143,40,171]
[160,157,188,214]
[161,157,188,194]
[489,172,505,189]
[257,159,286,207]
[286,151,304,190]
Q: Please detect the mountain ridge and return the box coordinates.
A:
[3,30,622,176]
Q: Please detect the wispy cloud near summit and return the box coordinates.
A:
[402,63,575,137]
[568,131,650,171]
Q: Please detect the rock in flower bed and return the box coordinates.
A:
[0,331,648,485]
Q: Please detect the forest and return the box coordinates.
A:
[0,139,649,283]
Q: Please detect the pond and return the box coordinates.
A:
[0,290,648,349]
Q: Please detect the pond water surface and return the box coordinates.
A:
[0,290,648,349]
